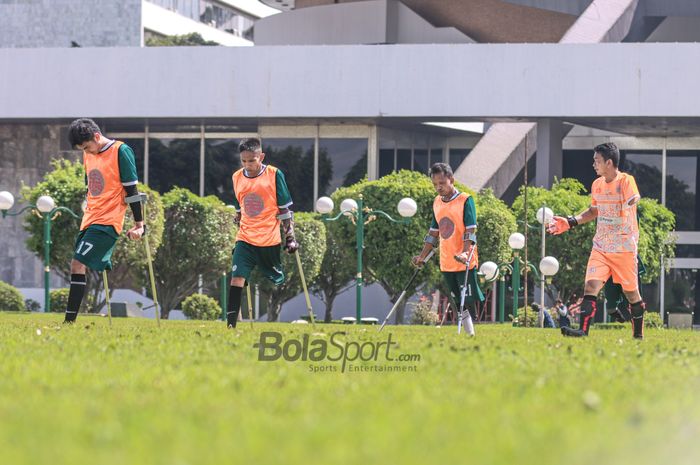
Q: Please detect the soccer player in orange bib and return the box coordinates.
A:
[64,118,145,323]
[412,163,484,333]
[548,142,646,339]
[226,138,297,328]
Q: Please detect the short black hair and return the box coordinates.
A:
[429,162,454,178]
[68,118,101,147]
[238,137,262,153]
[594,142,620,168]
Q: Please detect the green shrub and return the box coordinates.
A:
[25,299,41,312]
[645,311,664,329]
[0,281,25,312]
[409,296,439,325]
[50,288,70,313]
[181,294,222,321]
[511,306,540,327]
[49,288,95,313]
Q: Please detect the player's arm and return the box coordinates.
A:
[572,205,599,226]
[118,144,144,239]
[456,196,477,264]
[231,181,241,224]
[275,170,297,253]
[412,214,439,267]
[547,204,598,235]
[623,176,641,207]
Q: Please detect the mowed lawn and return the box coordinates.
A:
[0,312,698,465]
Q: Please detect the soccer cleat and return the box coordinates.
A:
[561,326,587,337]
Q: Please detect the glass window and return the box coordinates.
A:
[104,120,145,133]
[666,151,699,231]
[620,151,662,201]
[204,139,240,205]
[148,0,255,39]
[564,149,662,201]
[430,148,443,167]
[379,149,394,178]
[674,245,700,258]
[148,138,200,194]
[563,150,596,191]
[449,149,470,169]
[665,269,699,323]
[413,149,429,175]
[396,149,411,171]
[318,138,367,197]
[262,139,315,212]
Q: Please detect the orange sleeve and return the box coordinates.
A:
[623,175,640,205]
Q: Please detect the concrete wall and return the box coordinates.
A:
[0,124,78,287]
[0,0,142,48]
[2,43,700,119]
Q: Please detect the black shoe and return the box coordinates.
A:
[561,326,587,337]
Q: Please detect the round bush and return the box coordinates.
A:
[409,297,439,325]
[0,281,25,312]
[50,288,70,313]
[25,299,41,312]
[645,311,663,329]
[181,294,222,321]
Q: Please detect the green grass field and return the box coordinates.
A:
[0,312,698,465]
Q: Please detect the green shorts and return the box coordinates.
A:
[442,268,485,307]
[231,240,285,286]
[73,225,119,272]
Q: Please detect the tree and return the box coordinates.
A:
[636,198,676,283]
[154,188,237,318]
[146,32,219,47]
[473,188,518,265]
[511,179,594,303]
[107,185,165,310]
[22,159,165,312]
[329,170,516,324]
[253,213,326,322]
[512,178,676,303]
[311,185,364,323]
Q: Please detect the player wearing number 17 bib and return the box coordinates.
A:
[63,118,145,323]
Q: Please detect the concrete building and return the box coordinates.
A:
[2,0,700,322]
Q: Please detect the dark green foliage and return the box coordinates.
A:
[181,294,222,321]
[0,281,24,312]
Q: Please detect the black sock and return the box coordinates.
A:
[227,286,243,327]
[580,295,598,335]
[64,274,86,322]
[631,301,645,338]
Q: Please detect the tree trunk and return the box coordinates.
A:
[393,297,407,325]
[324,297,334,323]
[266,294,282,321]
